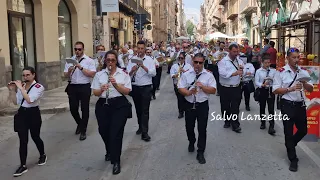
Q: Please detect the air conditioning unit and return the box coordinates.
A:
[120,18,127,30]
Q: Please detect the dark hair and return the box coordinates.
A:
[194,53,205,60]
[23,66,38,81]
[102,50,120,69]
[261,53,271,62]
[96,45,105,51]
[219,42,225,46]
[269,41,275,47]
[253,45,258,48]
[286,48,299,57]
[179,52,186,58]
[264,39,269,44]
[137,40,146,46]
[229,44,239,50]
[75,41,84,49]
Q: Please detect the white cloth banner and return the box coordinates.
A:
[101,0,119,12]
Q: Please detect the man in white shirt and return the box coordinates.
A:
[218,43,244,133]
[178,53,216,164]
[118,47,129,69]
[152,45,165,91]
[64,41,96,141]
[241,56,255,111]
[127,40,156,142]
[168,44,181,73]
[182,43,193,65]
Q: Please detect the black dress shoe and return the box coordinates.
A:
[75,126,80,135]
[105,154,111,161]
[79,133,86,141]
[289,161,298,172]
[232,127,241,133]
[153,95,156,100]
[223,123,230,128]
[112,162,121,175]
[136,129,142,135]
[188,143,195,152]
[141,133,151,142]
[268,127,276,135]
[245,106,250,111]
[157,88,160,90]
[260,122,266,129]
[196,153,206,164]
[178,112,184,119]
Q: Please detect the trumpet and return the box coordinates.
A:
[105,65,112,105]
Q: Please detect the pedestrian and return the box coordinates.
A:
[170,52,193,119]
[127,40,156,142]
[7,66,47,177]
[241,56,255,111]
[218,43,244,133]
[255,53,276,134]
[273,48,313,172]
[91,50,132,175]
[251,45,260,72]
[267,41,277,68]
[64,41,96,141]
[178,53,216,164]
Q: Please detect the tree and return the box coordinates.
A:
[186,20,195,37]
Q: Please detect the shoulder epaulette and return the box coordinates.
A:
[35,83,41,88]
[278,68,285,72]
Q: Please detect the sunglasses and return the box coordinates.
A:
[146,52,152,53]
[74,48,83,51]
[106,58,117,62]
[288,48,299,53]
[97,49,104,51]
[193,61,204,65]
[178,57,184,60]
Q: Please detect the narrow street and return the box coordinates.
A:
[0,71,320,180]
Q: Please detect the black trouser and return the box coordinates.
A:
[167,61,173,73]
[259,88,275,125]
[156,66,162,89]
[280,99,307,162]
[131,85,152,134]
[242,82,251,107]
[174,84,185,113]
[152,77,157,97]
[220,86,242,128]
[184,100,209,152]
[67,83,91,133]
[17,107,45,165]
[252,62,260,73]
[212,64,220,94]
[95,97,129,163]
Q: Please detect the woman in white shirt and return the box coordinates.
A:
[91,50,132,175]
[8,66,47,177]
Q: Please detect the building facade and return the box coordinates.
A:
[0,0,93,108]
[176,0,186,37]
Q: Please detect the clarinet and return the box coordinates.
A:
[295,65,306,107]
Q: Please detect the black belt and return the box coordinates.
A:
[69,83,90,86]
[133,84,152,88]
[19,106,39,111]
[186,100,208,105]
[281,99,303,106]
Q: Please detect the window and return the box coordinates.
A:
[58,0,72,61]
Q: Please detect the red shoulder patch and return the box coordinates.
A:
[35,83,41,88]
[301,67,307,70]
[278,68,285,72]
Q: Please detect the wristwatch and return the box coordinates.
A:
[80,67,84,71]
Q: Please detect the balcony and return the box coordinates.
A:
[239,0,258,14]
[219,0,227,5]
[119,0,151,22]
[227,4,238,20]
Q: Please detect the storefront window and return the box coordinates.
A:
[58,0,72,76]
[7,0,35,81]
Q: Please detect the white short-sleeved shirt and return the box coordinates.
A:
[126,55,156,86]
[272,64,313,102]
[166,46,176,54]
[16,81,45,107]
[218,55,244,87]
[170,62,193,84]
[242,63,255,82]
[178,69,217,103]
[91,68,132,98]
[184,53,193,65]
[64,54,96,84]
[254,67,276,88]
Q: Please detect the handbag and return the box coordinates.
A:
[14,83,36,132]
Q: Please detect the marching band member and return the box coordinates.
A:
[127,40,156,142]
[201,43,211,69]
[241,56,255,111]
[91,50,132,175]
[8,66,47,177]
[178,53,216,164]
[170,52,193,119]
[218,43,244,133]
[255,53,276,133]
[152,45,165,91]
[94,45,106,71]
[273,48,313,172]
[118,47,129,69]
[146,48,159,100]
[213,42,228,96]
[182,43,193,65]
[166,42,176,73]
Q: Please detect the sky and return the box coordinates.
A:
[183,0,203,25]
